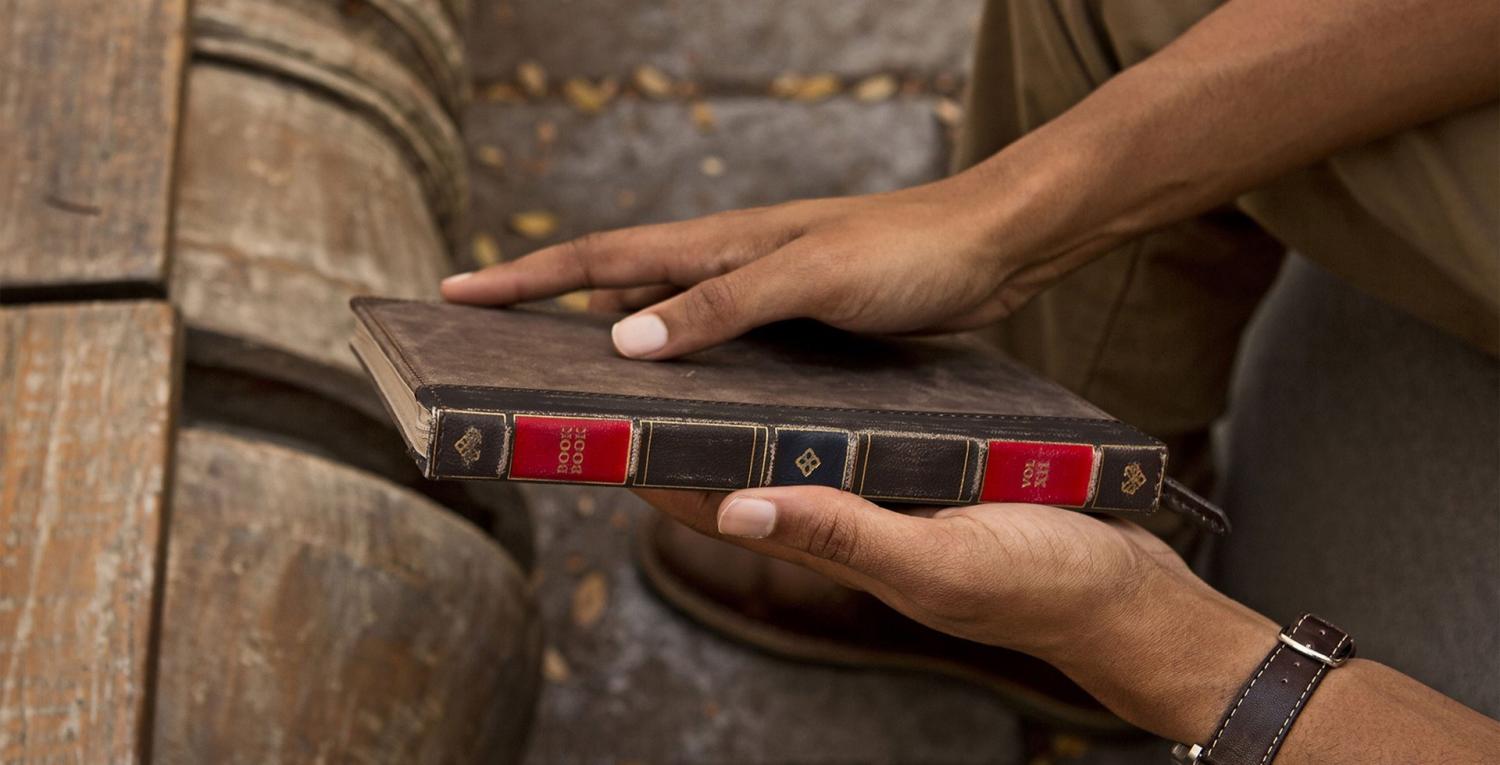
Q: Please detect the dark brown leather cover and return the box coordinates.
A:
[350,297,1226,530]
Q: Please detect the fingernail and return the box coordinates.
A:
[611,313,668,358]
[442,271,473,285]
[718,497,776,539]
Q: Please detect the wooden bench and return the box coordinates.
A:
[1,1,540,762]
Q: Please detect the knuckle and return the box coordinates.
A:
[804,506,859,566]
[685,277,741,326]
[559,232,610,283]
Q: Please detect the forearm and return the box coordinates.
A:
[1047,567,1500,762]
[955,0,1499,270]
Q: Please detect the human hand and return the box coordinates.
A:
[441,178,1076,359]
[632,483,1279,740]
[632,485,1233,666]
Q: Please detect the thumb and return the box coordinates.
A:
[714,486,922,580]
[609,253,808,359]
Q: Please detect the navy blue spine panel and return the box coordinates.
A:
[770,428,850,488]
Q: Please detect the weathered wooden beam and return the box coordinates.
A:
[0,0,189,296]
[0,301,180,764]
[155,428,541,764]
[171,62,453,411]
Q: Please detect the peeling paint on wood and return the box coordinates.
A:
[191,0,468,244]
[154,428,542,764]
[0,301,180,764]
[171,0,470,411]
[0,0,188,292]
[171,63,450,407]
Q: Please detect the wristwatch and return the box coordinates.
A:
[1171,614,1355,765]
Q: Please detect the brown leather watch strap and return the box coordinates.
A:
[1174,614,1354,765]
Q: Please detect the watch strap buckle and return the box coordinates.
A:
[1277,616,1354,667]
[1172,614,1354,764]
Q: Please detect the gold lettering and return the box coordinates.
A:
[1020,459,1050,489]
[556,426,588,474]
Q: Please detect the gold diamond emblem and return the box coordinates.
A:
[1121,462,1147,496]
[454,426,483,467]
[794,448,822,477]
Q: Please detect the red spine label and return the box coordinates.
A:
[979,441,1096,506]
[509,415,632,484]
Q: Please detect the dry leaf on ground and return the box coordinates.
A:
[770,72,803,98]
[542,647,572,683]
[556,291,589,312]
[564,77,618,115]
[790,73,840,102]
[517,60,547,97]
[933,97,964,127]
[633,64,674,99]
[471,233,502,266]
[509,210,560,239]
[690,101,717,133]
[572,572,608,628]
[476,144,505,170]
[480,83,525,103]
[854,74,897,102]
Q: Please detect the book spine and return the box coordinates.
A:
[428,409,1162,512]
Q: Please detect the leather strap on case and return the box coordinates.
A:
[1174,614,1355,765]
[1161,477,1231,535]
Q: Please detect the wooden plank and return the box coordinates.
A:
[0,0,189,295]
[154,427,541,764]
[179,365,537,570]
[191,0,467,243]
[0,301,180,764]
[172,63,450,410]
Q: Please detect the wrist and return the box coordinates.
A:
[1046,563,1277,742]
[949,115,1147,289]
[953,61,1216,278]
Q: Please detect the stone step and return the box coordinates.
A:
[465,96,955,264]
[468,0,982,87]
[517,486,1026,764]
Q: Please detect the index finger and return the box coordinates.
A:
[441,210,787,305]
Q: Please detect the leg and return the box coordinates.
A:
[1218,255,1499,716]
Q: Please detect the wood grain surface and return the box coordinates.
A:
[276,0,470,116]
[0,301,180,764]
[155,428,541,764]
[0,0,188,295]
[192,0,467,240]
[172,63,450,408]
[180,365,537,571]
